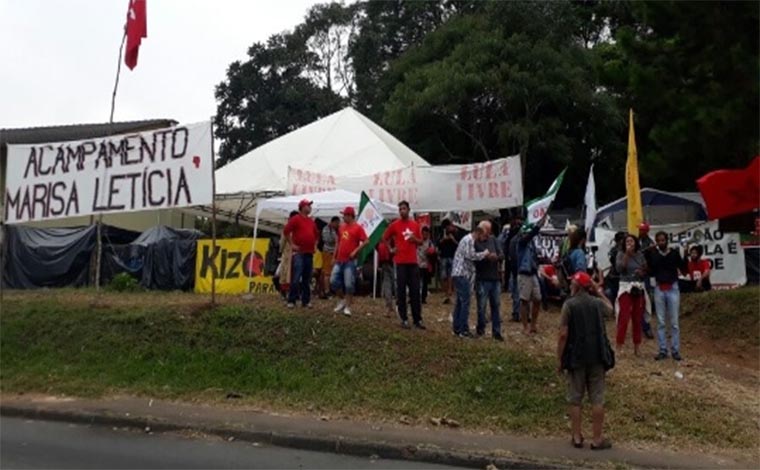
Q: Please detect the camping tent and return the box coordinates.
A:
[594,188,707,229]
[202,108,430,229]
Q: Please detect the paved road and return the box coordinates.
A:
[1,417,461,469]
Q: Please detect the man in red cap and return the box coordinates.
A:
[283,199,320,308]
[331,206,368,316]
[557,271,614,451]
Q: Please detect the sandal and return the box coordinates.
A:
[571,436,584,449]
[590,439,612,450]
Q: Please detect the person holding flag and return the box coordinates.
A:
[331,207,368,317]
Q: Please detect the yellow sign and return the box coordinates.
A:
[195,238,274,294]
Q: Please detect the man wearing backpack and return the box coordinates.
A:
[557,271,615,450]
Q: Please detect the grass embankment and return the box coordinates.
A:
[1,289,758,454]
[681,287,759,351]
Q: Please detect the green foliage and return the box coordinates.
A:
[106,273,141,293]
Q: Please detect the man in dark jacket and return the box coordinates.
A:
[648,231,686,361]
[475,220,505,341]
[500,214,524,322]
[557,271,614,450]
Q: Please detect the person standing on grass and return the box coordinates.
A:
[320,216,340,299]
[649,231,686,362]
[451,225,492,338]
[283,200,320,308]
[382,201,425,330]
[437,219,459,305]
[331,207,368,317]
[418,226,435,305]
[516,217,545,335]
[557,271,614,451]
[474,220,504,341]
[615,234,647,356]
[501,214,525,322]
[564,229,588,277]
[377,240,396,317]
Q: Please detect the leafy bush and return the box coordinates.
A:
[107,273,141,292]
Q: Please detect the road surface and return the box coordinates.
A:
[1,417,461,469]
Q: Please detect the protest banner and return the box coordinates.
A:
[195,238,274,294]
[533,229,568,263]
[4,122,214,224]
[287,155,523,212]
[593,221,746,287]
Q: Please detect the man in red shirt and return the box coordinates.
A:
[283,199,319,308]
[331,206,368,316]
[382,201,425,329]
[685,245,712,292]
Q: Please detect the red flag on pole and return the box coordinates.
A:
[696,156,760,220]
[124,0,147,70]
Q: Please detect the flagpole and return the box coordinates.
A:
[210,119,218,306]
[94,28,128,292]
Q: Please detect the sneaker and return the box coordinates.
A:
[305,303,314,309]
[458,331,474,339]
[654,351,668,361]
[493,333,505,342]
[286,303,295,308]
[400,321,411,329]
[342,307,352,317]
[333,301,346,313]
[413,322,426,330]
[672,351,682,362]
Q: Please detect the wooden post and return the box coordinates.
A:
[210,120,217,306]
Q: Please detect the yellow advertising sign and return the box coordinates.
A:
[195,238,274,294]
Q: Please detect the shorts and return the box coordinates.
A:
[518,274,542,302]
[440,258,453,279]
[566,364,605,406]
[330,260,357,294]
[321,252,334,278]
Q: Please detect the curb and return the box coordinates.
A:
[0,405,570,469]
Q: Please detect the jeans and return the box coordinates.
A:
[288,253,313,306]
[654,284,681,354]
[381,263,395,310]
[452,276,471,334]
[330,260,357,295]
[508,274,520,321]
[477,280,501,336]
[396,264,422,324]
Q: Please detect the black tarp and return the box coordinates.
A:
[3,224,201,290]
[744,247,759,285]
[2,225,98,289]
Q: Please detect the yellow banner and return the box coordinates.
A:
[195,238,275,294]
[626,108,643,234]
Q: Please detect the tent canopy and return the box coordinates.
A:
[594,188,707,229]
[255,189,398,223]
[202,107,430,229]
[216,107,430,196]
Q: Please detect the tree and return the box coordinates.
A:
[599,1,759,190]
[380,1,621,202]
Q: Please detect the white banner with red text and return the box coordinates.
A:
[4,121,214,224]
[286,155,523,212]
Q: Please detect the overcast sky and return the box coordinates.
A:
[0,0,320,129]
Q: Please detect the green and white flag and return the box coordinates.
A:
[525,168,567,225]
[357,191,388,264]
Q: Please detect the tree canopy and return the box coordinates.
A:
[214,0,759,205]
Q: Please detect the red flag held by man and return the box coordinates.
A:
[696,156,760,220]
[124,0,147,70]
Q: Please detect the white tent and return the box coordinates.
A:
[205,107,430,229]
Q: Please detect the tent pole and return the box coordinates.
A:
[372,248,378,299]
[210,120,217,306]
[249,214,259,296]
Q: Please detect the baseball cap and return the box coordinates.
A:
[341,206,356,217]
[571,271,592,287]
[298,199,313,209]
[638,222,650,233]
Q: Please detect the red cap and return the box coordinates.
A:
[341,206,356,217]
[638,222,650,233]
[543,265,556,277]
[298,199,313,209]
[571,271,592,287]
